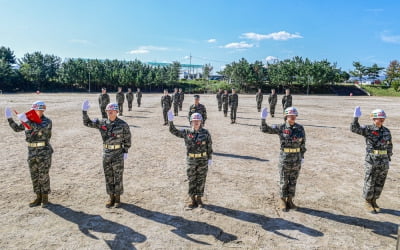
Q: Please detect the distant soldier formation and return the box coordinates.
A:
[4,86,393,217]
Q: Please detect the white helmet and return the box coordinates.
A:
[370,109,386,119]
[284,107,298,116]
[190,113,203,121]
[105,103,119,111]
[31,101,46,110]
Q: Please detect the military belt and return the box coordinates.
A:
[103,144,121,150]
[283,148,300,153]
[372,150,387,155]
[188,152,207,158]
[28,142,46,148]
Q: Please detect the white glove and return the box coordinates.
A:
[301,158,304,165]
[261,107,268,119]
[123,153,128,160]
[208,159,212,166]
[17,113,28,122]
[82,100,90,111]
[167,110,174,121]
[5,107,12,119]
[354,106,361,118]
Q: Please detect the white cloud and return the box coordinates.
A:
[139,45,168,51]
[128,49,149,54]
[241,31,303,41]
[381,34,400,44]
[183,55,190,60]
[221,41,254,49]
[128,45,168,55]
[265,56,278,62]
[207,38,217,43]
[69,39,92,45]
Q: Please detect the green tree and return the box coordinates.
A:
[350,61,367,83]
[386,60,400,85]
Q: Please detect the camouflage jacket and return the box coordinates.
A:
[216,92,223,102]
[188,104,207,121]
[282,95,292,109]
[268,93,278,105]
[172,92,180,103]
[116,92,125,104]
[256,92,263,103]
[83,111,131,153]
[161,95,172,110]
[136,92,142,99]
[169,122,213,160]
[351,118,393,161]
[260,120,306,158]
[229,94,239,107]
[221,94,229,104]
[126,92,134,102]
[98,93,110,107]
[8,116,53,156]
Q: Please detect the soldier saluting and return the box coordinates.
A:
[168,111,213,209]
[98,87,110,119]
[82,101,131,208]
[260,107,306,212]
[5,101,53,208]
[351,107,392,214]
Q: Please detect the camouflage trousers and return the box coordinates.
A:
[178,101,183,111]
[363,162,389,200]
[127,101,133,110]
[28,155,51,194]
[269,104,276,116]
[218,101,222,111]
[278,152,301,198]
[173,103,179,115]
[257,101,262,110]
[162,109,169,123]
[100,106,107,119]
[186,159,208,197]
[223,103,228,115]
[103,153,124,195]
[137,98,141,107]
[118,103,124,115]
[230,106,237,120]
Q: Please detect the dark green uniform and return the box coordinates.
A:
[8,116,53,195]
[350,118,392,200]
[229,93,238,123]
[256,92,263,112]
[268,93,278,117]
[116,92,125,115]
[126,92,134,111]
[221,93,229,117]
[98,93,110,118]
[178,91,184,111]
[169,122,213,197]
[136,91,142,107]
[83,111,131,195]
[261,119,306,198]
[161,95,172,124]
[216,91,223,111]
[172,92,181,116]
[282,94,292,112]
[188,104,207,125]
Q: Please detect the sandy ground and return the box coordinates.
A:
[0,93,399,249]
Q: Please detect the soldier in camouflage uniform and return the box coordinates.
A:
[136,88,142,107]
[229,89,239,124]
[260,107,306,212]
[282,89,292,121]
[168,111,213,209]
[126,88,134,111]
[98,87,110,119]
[221,90,229,117]
[188,95,207,126]
[178,88,184,111]
[351,107,392,214]
[116,87,125,116]
[216,88,223,111]
[82,101,131,208]
[5,101,53,208]
[161,89,172,125]
[172,88,180,116]
[256,88,263,112]
[268,88,278,117]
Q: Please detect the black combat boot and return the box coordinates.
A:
[287,196,298,210]
[279,198,288,212]
[106,194,115,208]
[114,195,121,208]
[196,196,204,208]
[371,198,380,213]
[185,195,197,210]
[29,193,42,207]
[41,194,49,208]
[365,199,376,214]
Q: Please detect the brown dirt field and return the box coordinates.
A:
[0,93,399,249]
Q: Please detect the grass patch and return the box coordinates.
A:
[361,85,400,97]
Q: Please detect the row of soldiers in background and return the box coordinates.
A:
[216,88,239,124]
[98,87,143,118]
[256,88,292,119]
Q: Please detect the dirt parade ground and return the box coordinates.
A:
[0,93,399,249]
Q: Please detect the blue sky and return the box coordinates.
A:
[1,0,399,72]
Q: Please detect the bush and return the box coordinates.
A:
[391,80,400,91]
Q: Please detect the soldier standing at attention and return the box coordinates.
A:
[136,88,142,107]
[256,88,263,112]
[351,107,392,214]
[98,87,110,119]
[216,88,223,111]
[172,88,180,116]
[126,88,134,111]
[168,111,213,209]
[116,87,125,116]
[161,89,172,125]
[260,107,306,212]
[229,88,239,124]
[282,89,292,120]
[268,88,278,117]
[82,101,131,208]
[178,88,184,111]
[5,101,53,208]
[221,89,229,117]
[188,95,207,126]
